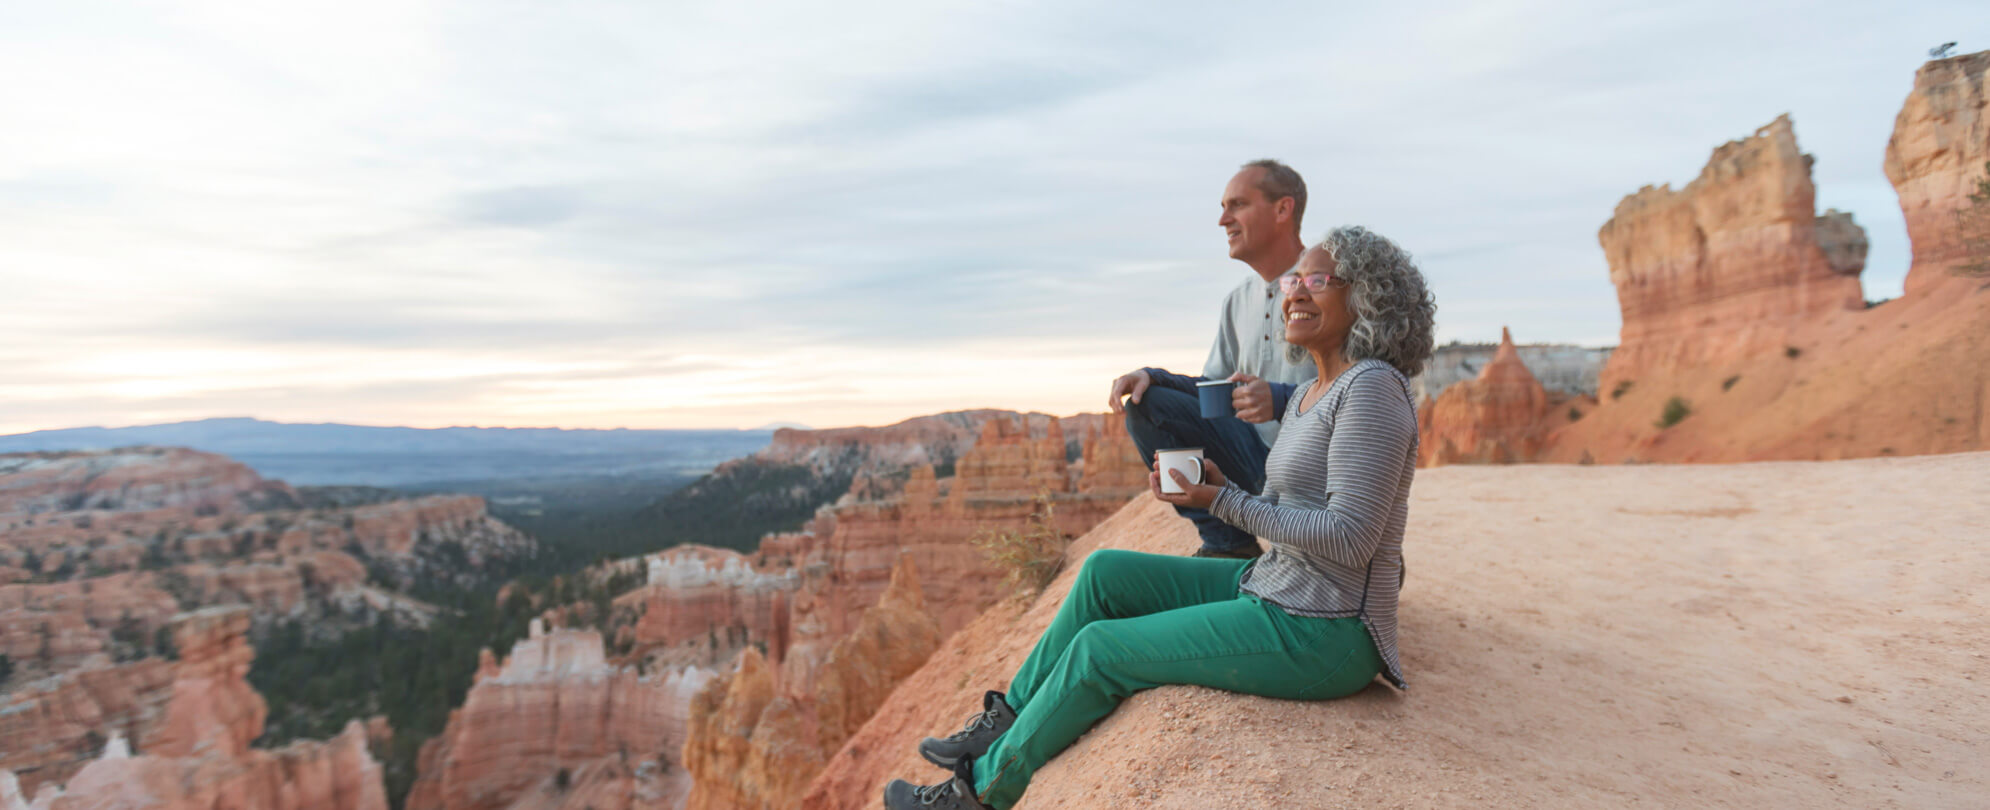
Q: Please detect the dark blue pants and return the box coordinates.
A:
[1122,387,1268,554]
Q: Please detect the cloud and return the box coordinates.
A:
[2,0,1983,432]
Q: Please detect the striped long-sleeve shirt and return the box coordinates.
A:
[1209,357,1419,690]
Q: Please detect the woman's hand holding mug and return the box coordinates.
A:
[1150,456,1226,509]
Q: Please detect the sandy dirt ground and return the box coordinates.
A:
[809,451,1990,809]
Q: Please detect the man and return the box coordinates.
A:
[1108,159,1314,559]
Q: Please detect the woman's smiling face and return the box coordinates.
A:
[1282,245,1355,351]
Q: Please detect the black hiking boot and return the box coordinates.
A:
[918,690,1015,768]
[884,757,991,810]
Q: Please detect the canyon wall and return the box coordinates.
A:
[2,606,389,810]
[680,557,939,810]
[404,619,713,810]
[407,411,1145,810]
[0,448,535,800]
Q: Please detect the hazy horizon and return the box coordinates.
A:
[5,2,1982,434]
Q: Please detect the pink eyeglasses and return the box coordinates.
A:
[1278,272,1349,295]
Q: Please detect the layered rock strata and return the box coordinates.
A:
[1,606,389,810]
[593,414,1145,810]
[681,557,939,810]
[1542,55,1990,463]
[0,449,532,684]
[1419,328,1567,466]
[1597,114,1865,384]
[1884,50,1990,295]
[403,619,714,810]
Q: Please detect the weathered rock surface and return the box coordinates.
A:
[3,606,389,810]
[0,448,533,690]
[1597,114,1865,383]
[404,619,713,810]
[1814,208,1870,276]
[0,655,177,795]
[681,557,940,810]
[1543,61,1990,463]
[1419,328,1560,466]
[1884,49,1990,295]
[805,453,1990,809]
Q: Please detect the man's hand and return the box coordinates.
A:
[1229,373,1274,423]
[1149,458,1227,509]
[1108,370,1152,414]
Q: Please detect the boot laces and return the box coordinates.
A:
[942,708,997,742]
[914,778,959,805]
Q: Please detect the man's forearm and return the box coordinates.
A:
[1140,367,1204,396]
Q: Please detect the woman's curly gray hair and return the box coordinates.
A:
[1285,225,1437,377]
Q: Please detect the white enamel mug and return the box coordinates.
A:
[1155,447,1205,494]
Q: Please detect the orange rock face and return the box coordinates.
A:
[681,557,940,810]
[0,655,177,795]
[404,619,714,810]
[1420,327,1555,466]
[1597,114,1865,386]
[1543,57,1990,464]
[4,606,389,810]
[1884,50,1990,296]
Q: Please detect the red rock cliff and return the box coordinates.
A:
[1597,114,1864,385]
[1542,58,1990,463]
[1884,50,1990,296]
[3,606,389,810]
[681,557,940,810]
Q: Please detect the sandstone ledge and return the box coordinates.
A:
[807,453,1990,809]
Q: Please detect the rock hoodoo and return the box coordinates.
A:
[1419,327,1560,465]
[1596,114,1865,383]
[1884,50,1990,295]
[404,619,714,810]
[1541,52,1990,463]
[1,606,389,810]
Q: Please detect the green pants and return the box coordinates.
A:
[971,549,1382,809]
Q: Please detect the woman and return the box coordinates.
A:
[883,226,1435,810]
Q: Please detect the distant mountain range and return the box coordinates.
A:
[0,417,773,487]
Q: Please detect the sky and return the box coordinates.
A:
[1,1,1981,434]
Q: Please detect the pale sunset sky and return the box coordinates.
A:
[2,1,1981,433]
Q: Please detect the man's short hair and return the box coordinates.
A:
[1241,159,1307,231]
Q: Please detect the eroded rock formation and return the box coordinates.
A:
[1419,328,1563,466]
[0,448,533,688]
[1543,53,1990,463]
[681,557,940,810]
[1597,114,1865,383]
[405,619,714,810]
[1884,50,1990,295]
[596,413,1146,810]
[2,606,389,810]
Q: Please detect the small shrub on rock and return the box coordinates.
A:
[974,491,1069,598]
[1656,397,1692,429]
